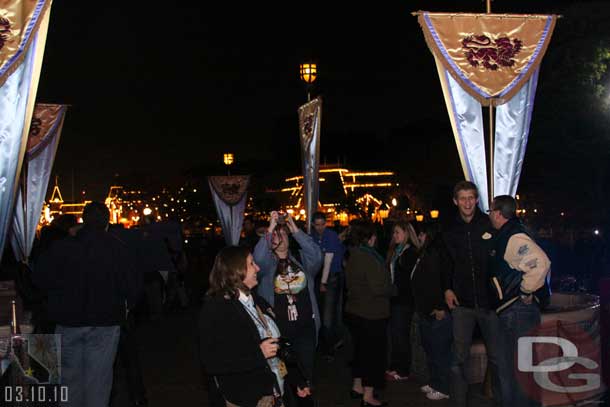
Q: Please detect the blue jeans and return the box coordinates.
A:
[419,313,453,395]
[56,325,121,407]
[321,273,345,353]
[499,299,542,407]
[450,306,508,407]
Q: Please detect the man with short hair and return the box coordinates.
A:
[442,181,506,406]
[310,211,345,359]
[34,202,140,407]
[488,195,550,407]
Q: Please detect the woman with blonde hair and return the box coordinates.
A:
[384,220,421,382]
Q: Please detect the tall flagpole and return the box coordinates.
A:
[487,0,495,206]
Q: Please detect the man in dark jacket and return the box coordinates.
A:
[34,202,140,407]
[441,181,507,407]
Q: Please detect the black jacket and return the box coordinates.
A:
[391,245,418,306]
[442,209,495,308]
[200,293,302,406]
[411,238,450,316]
[33,226,140,327]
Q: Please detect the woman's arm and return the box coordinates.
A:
[253,233,275,278]
[292,230,323,277]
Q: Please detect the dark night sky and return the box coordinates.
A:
[35,1,608,201]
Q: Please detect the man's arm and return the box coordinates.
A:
[504,233,551,294]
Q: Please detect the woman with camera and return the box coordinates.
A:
[253,211,323,402]
[345,220,392,406]
[199,246,309,406]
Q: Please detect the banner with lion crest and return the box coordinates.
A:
[417,12,557,210]
[298,97,322,233]
[10,103,67,263]
[208,175,250,245]
[0,0,53,260]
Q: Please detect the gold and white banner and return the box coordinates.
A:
[298,97,322,232]
[417,11,556,208]
[11,103,67,262]
[208,175,250,246]
[0,0,53,260]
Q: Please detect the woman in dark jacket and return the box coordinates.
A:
[199,246,309,406]
[411,222,453,401]
[345,220,392,406]
[385,220,421,381]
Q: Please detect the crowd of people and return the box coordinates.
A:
[11,204,189,407]
[199,180,556,407]
[10,179,606,407]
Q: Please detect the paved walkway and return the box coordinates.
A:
[131,307,496,407]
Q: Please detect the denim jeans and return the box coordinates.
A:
[450,306,508,407]
[419,312,453,395]
[388,303,413,376]
[321,272,345,353]
[499,299,542,407]
[56,325,121,407]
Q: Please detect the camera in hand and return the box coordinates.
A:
[277,337,295,362]
[277,211,288,224]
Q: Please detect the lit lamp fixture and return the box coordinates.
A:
[223,153,234,166]
[299,62,317,101]
[143,207,152,216]
[391,198,398,207]
[416,214,424,222]
[223,153,234,175]
[430,210,439,219]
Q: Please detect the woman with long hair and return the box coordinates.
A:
[199,246,308,406]
[385,220,421,381]
[411,222,453,401]
[253,211,322,403]
[345,219,392,406]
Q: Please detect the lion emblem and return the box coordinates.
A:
[462,35,523,71]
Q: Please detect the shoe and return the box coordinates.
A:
[361,400,388,406]
[385,371,409,381]
[426,390,449,400]
[420,385,434,393]
[350,389,364,399]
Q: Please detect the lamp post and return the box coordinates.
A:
[299,62,317,101]
[223,153,234,175]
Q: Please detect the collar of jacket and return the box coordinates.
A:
[455,207,486,225]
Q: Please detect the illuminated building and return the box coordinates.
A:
[43,180,90,224]
[273,165,399,225]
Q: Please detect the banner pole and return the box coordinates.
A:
[488,104,494,205]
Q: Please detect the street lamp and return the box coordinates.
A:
[223,153,234,175]
[299,62,317,101]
